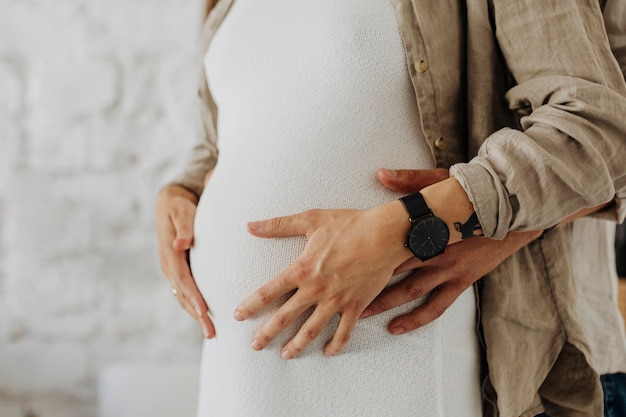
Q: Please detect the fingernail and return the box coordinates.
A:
[252,339,263,350]
[203,328,210,338]
[234,310,244,321]
[380,169,397,177]
[281,349,293,360]
[360,308,372,319]
[248,221,260,231]
[390,326,405,335]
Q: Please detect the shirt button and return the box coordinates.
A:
[434,137,446,150]
[414,60,428,73]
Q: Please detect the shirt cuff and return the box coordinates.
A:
[449,160,513,240]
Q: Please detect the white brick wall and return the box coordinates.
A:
[0,1,206,415]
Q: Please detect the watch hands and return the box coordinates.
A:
[417,239,430,252]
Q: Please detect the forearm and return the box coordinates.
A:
[171,5,221,198]
[387,173,610,258]
[474,203,609,262]
[450,1,626,239]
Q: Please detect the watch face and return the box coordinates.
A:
[407,217,450,261]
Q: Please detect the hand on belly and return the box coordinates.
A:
[233,201,416,360]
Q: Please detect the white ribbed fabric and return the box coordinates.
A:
[190,0,481,416]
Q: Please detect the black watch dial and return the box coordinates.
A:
[406,217,449,261]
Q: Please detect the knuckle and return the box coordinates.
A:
[269,216,283,231]
[343,302,360,316]
[325,344,341,356]
[291,263,312,282]
[288,344,303,357]
[193,300,206,315]
[289,338,305,354]
[405,283,425,300]
[400,312,424,330]
[325,347,339,356]
[376,297,390,313]
[191,300,204,314]
[302,326,319,342]
[431,304,447,319]
[236,305,252,318]
[444,281,462,296]
[304,209,319,219]
[406,317,425,330]
[309,283,329,298]
[433,306,446,319]
[303,209,323,224]
[336,332,351,346]
[189,293,203,304]
[255,333,270,346]
[257,287,272,304]
[273,312,289,328]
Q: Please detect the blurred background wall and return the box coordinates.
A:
[0,1,206,415]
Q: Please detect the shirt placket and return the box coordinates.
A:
[390,0,456,168]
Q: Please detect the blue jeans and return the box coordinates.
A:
[535,373,626,417]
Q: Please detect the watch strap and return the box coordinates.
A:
[399,192,431,221]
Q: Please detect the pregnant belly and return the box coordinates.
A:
[189,111,437,347]
[188,150,432,352]
[189,151,480,417]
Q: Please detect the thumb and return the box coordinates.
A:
[171,201,196,251]
[376,168,449,193]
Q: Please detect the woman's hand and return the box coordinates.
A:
[155,182,215,339]
[234,202,415,359]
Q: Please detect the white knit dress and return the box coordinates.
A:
[190,0,482,416]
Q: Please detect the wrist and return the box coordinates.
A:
[160,184,199,205]
[419,177,476,245]
[369,200,416,264]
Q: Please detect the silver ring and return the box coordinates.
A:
[172,288,178,296]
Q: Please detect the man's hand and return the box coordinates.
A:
[361,229,540,333]
[155,183,215,339]
[360,168,540,334]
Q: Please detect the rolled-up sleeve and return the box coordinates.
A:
[450,0,626,239]
[170,69,219,198]
[169,1,225,198]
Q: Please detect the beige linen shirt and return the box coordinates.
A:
[172,1,626,415]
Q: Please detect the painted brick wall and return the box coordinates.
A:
[0,1,205,415]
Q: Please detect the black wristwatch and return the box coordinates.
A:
[399,192,449,261]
